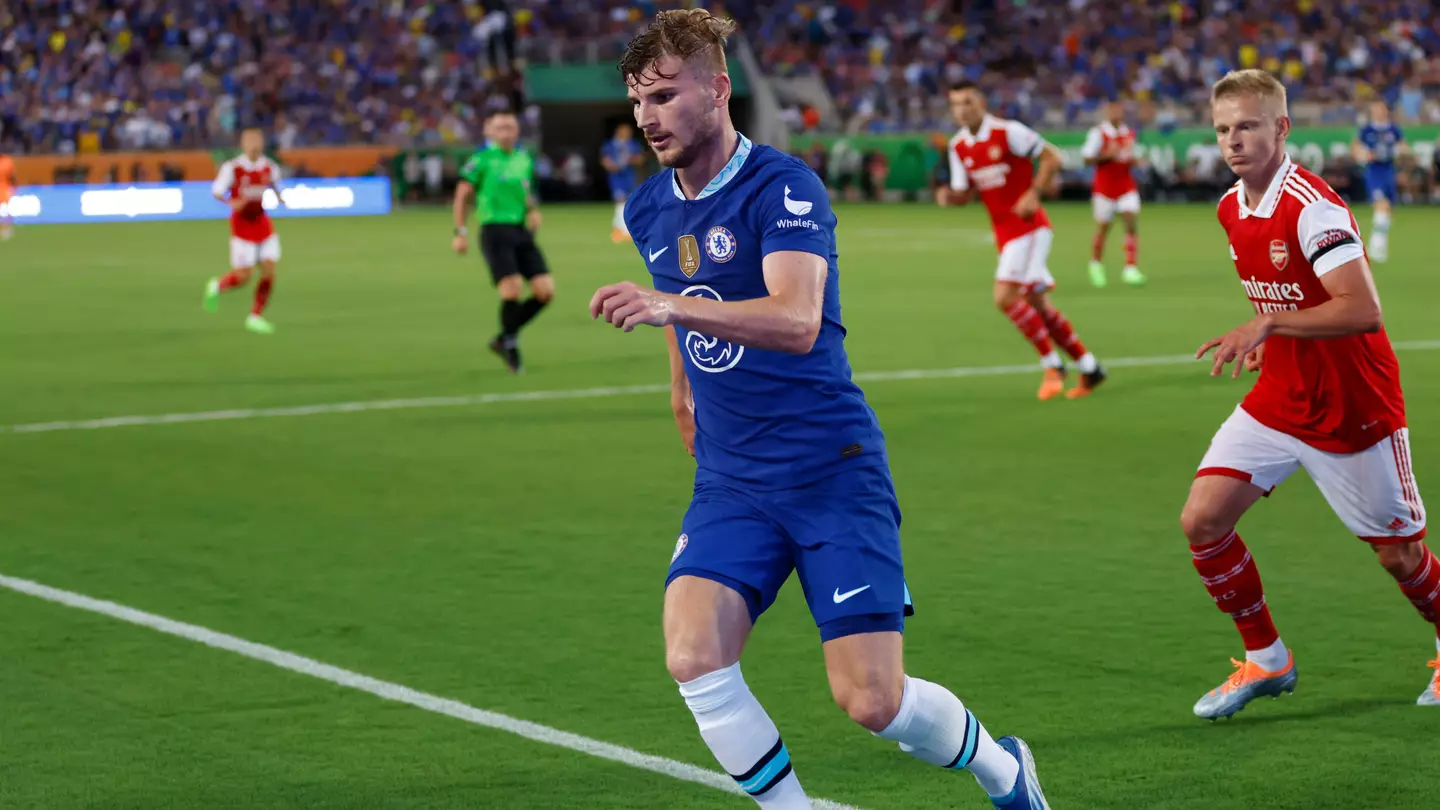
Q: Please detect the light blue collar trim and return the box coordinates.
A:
[672,133,752,200]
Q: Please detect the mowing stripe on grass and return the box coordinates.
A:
[0,571,867,810]
[8,341,1440,435]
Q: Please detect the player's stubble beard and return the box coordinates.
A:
[655,104,719,170]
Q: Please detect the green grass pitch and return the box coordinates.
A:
[1,201,1436,809]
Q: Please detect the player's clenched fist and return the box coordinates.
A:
[451,235,468,255]
[590,281,677,332]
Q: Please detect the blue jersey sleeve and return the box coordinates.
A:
[757,166,835,259]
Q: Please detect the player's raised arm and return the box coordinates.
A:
[590,255,826,354]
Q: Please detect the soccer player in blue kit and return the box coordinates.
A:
[1353,100,1405,262]
[589,10,1051,810]
[602,122,645,243]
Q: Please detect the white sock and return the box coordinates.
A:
[1246,637,1289,672]
[613,202,627,232]
[875,676,1020,799]
[1040,350,1063,370]
[678,663,811,808]
[1076,352,1099,374]
[1373,210,1391,235]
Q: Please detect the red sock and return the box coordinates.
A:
[218,271,246,291]
[1191,531,1280,651]
[1124,233,1138,267]
[1393,543,1440,629]
[1091,230,1105,262]
[252,278,273,316]
[1038,306,1087,361]
[1002,299,1054,357]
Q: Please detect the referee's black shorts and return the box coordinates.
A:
[479,223,549,285]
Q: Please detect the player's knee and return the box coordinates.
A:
[665,645,729,685]
[259,261,277,280]
[1179,502,1232,546]
[1372,540,1425,579]
[832,680,903,733]
[531,277,555,303]
[993,285,1021,310]
[497,276,523,301]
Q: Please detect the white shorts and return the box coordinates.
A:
[995,228,1055,292]
[1092,191,1141,223]
[230,235,281,270]
[1197,406,1427,542]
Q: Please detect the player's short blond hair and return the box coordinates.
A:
[1211,69,1288,115]
[618,9,736,84]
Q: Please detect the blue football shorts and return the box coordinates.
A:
[666,464,913,642]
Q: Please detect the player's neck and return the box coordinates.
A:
[675,122,739,200]
[1241,153,1288,210]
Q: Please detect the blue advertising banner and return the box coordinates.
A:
[0,177,392,225]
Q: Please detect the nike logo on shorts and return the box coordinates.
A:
[833,585,871,604]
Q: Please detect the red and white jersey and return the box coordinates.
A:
[1081,121,1138,199]
[213,154,280,242]
[1218,156,1405,454]
[948,115,1051,250]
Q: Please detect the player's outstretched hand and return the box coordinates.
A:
[451,235,468,255]
[1196,317,1271,379]
[590,281,676,332]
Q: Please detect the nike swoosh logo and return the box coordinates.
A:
[648,246,669,262]
[832,585,871,604]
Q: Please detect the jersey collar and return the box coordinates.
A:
[957,115,997,145]
[1237,155,1294,220]
[672,133,753,200]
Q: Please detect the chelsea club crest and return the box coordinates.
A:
[704,225,737,263]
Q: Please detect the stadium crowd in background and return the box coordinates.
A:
[755,0,1440,134]
[5,0,1440,205]
[0,0,525,155]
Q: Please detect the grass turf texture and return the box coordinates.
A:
[1,202,1436,809]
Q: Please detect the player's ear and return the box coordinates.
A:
[711,72,732,109]
[1275,115,1291,141]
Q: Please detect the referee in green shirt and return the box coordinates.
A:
[451,110,553,374]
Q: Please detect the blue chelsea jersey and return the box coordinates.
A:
[1358,122,1403,165]
[623,134,887,490]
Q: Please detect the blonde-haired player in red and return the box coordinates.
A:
[1081,101,1144,288]
[938,82,1106,400]
[1185,69,1437,719]
[203,128,284,334]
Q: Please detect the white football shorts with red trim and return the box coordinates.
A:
[1196,405,1426,543]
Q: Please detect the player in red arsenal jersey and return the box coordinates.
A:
[1081,101,1144,288]
[1184,70,1437,718]
[203,128,284,334]
[937,82,1106,401]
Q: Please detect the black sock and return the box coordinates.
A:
[500,299,524,337]
[515,297,548,330]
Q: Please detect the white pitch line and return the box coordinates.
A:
[8,341,1440,436]
[0,572,865,810]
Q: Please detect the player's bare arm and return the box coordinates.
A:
[665,325,696,456]
[1014,145,1061,218]
[591,251,826,354]
[525,192,542,232]
[935,187,972,207]
[1197,258,1382,378]
[451,180,473,254]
